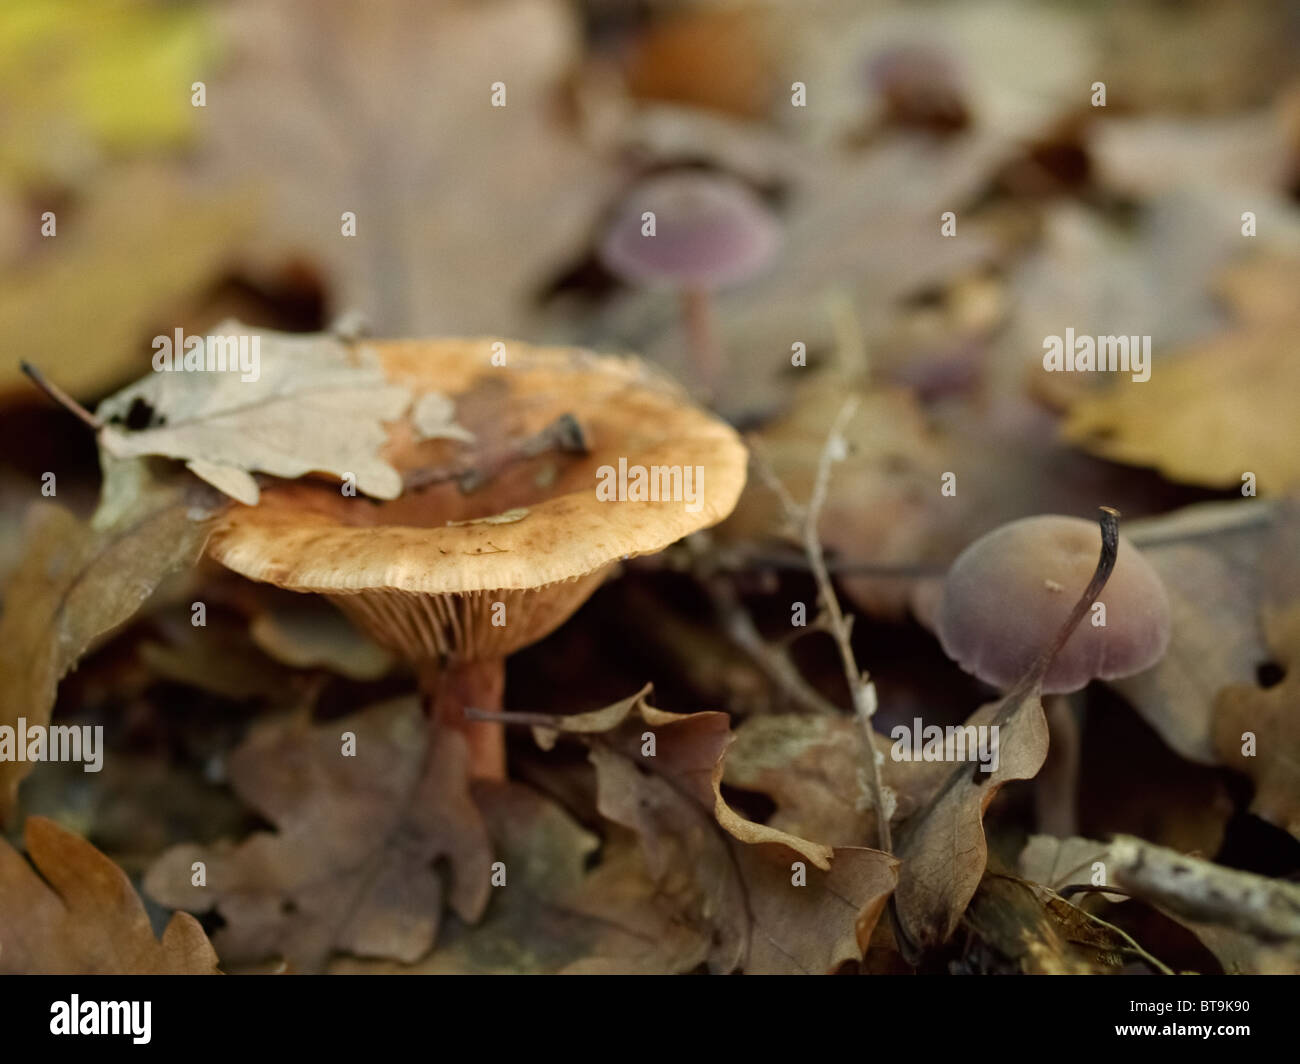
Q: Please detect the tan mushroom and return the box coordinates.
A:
[206,338,748,780]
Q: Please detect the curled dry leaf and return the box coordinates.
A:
[530,685,899,974]
[892,694,1049,955]
[0,817,219,974]
[144,700,492,973]
[0,470,223,821]
[95,322,429,504]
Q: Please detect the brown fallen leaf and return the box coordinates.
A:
[333,786,711,975]
[892,507,1118,955]
[0,817,219,974]
[521,685,899,974]
[0,469,223,821]
[202,0,615,337]
[722,712,938,848]
[144,699,492,973]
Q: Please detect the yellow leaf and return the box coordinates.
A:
[1062,321,1300,495]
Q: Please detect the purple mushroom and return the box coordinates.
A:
[936,514,1172,834]
[599,171,781,401]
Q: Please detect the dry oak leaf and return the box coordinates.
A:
[531,686,899,974]
[0,476,222,821]
[1062,319,1300,495]
[0,817,218,974]
[96,322,422,505]
[333,786,711,975]
[144,700,492,973]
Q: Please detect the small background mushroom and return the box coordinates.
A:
[599,170,781,404]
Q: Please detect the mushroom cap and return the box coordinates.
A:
[598,171,781,289]
[205,339,748,661]
[936,514,1171,695]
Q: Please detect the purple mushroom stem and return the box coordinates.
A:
[681,285,721,399]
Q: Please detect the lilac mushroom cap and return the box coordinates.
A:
[936,514,1171,695]
[598,172,781,289]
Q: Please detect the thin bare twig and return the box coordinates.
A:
[701,573,838,717]
[752,396,893,854]
[20,362,104,431]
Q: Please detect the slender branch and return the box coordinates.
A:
[701,574,837,716]
[19,362,103,430]
[752,397,894,852]
[798,398,892,852]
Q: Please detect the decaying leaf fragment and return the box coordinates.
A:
[529,685,899,974]
[145,700,492,973]
[0,817,219,974]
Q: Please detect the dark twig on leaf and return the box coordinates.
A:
[403,413,588,493]
[19,362,104,431]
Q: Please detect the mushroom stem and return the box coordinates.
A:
[1036,693,1080,837]
[680,286,722,401]
[418,658,507,781]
